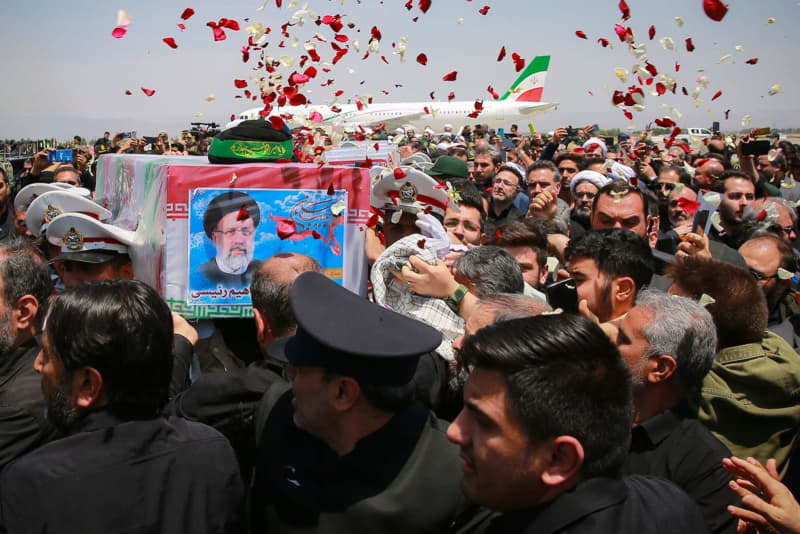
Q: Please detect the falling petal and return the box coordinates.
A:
[703,0,729,21]
[117,9,131,27]
[614,67,629,81]
[768,83,782,96]
[497,46,506,61]
[416,53,427,65]
[141,87,156,96]
[746,58,758,65]
[178,23,186,31]
[575,30,587,39]
[181,8,195,20]
[125,90,132,95]
[718,54,731,63]
[478,5,490,15]
[767,17,775,23]
[735,45,744,52]
[162,37,178,49]
[618,0,631,20]
[598,38,610,47]
[648,25,656,40]
[711,90,722,100]
[442,71,458,81]
[111,27,127,39]
[674,16,685,27]
[685,38,695,52]
[660,37,675,51]
[457,17,464,24]
[205,93,216,102]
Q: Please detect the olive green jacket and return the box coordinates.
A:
[697,331,800,474]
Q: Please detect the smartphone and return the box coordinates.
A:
[546,278,579,314]
[143,136,158,144]
[742,140,771,157]
[46,149,73,163]
[692,209,712,234]
[751,127,771,137]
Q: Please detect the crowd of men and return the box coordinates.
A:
[1,119,800,533]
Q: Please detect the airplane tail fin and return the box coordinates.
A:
[498,55,550,103]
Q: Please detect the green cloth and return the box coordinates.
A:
[696,331,800,475]
[208,138,293,161]
[770,289,800,326]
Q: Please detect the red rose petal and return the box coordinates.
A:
[448,91,455,101]
[619,0,631,20]
[125,90,132,95]
[416,53,428,65]
[141,87,156,96]
[575,30,587,39]
[478,6,490,15]
[236,206,250,221]
[648,25,656,40]
[488,86,499,99]
[418,0,431,14]
[269,116,284,130]
[746,58,758,65]
[163,37,178,49]
[234,79,248,88]
[327,184,335,196]
[497,46,506,61]
[756,209,768,222]
[178,23,186,30]
[703,0,728,21]
[711,90,722,101]
[417,239,426,249]
[495,230,502,242]
[598,38,610,47]
[676,197,701,214]
[685,38,695,52]
[442,71,458,81]
[181,8,195,20]
[511,53,524,72]
[111,27,127,39]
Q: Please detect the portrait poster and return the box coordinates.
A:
[187,187,348,306]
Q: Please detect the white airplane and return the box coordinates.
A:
[226,55,558,133]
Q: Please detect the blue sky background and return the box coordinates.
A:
[2,0,798,140]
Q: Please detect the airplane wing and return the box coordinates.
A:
[519,102,559,115]
[347,110,427,130]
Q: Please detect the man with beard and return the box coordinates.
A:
[617,290,737,534]
[569,170,610,238]
[472,146,502,189]
[656,185,698,254]
[709,170,756,249]
[0,240,57,469]
[198,191,262,287]
[485,165,526,238]
[0,280,243,532]
[565,229,655,324]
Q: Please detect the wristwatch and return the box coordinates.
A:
[445,284,468,313]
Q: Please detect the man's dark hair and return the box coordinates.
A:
[581,157,606,171]
[0,239,52,328]
[409,140,426,154]
[454,246,524,297]
[448,146,468,160]
[565,229,655,292]
[712,170,757,192]
[448,178,487,223]
[554,152,582,168]
[460,314,633,478]
[525,160,561,185]
[493,219,548,273]
[592,180,650,218]
[45,280,174,417]
[250,253,322,339]
[667,256,768,348]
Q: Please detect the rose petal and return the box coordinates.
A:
[575,30,587,39]
[746,58,758,65]
[648,25,656,40]
[619,0,631,20]
[711,90,722,101]
[703,0,729,21]
[511,53,525,72]
[125,90,132,95]
[418,0,431,14]
[488,86,499,99]
[478,6,490,15]
[394,168,407,180]
[141,87,156,96]
[111,27,127,39]
[181,8,195,20]
[416,53,427,65]
[442,71,457,81]
[234,79,248,88]
[598,38,609,47]
[497,46,506,61]
[163,37,178,49]
[685,38,695,52]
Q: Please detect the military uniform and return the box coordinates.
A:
[697,331,800,474]
[248,272,471,533]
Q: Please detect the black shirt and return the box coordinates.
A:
[623,409,737,534]
[0,337,59,470]
[484,475,709,534]
[0,410,243,533]
[485,200,525,238]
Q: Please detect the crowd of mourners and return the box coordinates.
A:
[0,117,800,534]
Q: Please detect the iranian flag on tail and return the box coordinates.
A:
[499,56,550,103]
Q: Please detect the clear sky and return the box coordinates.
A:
[2,0,798,140]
